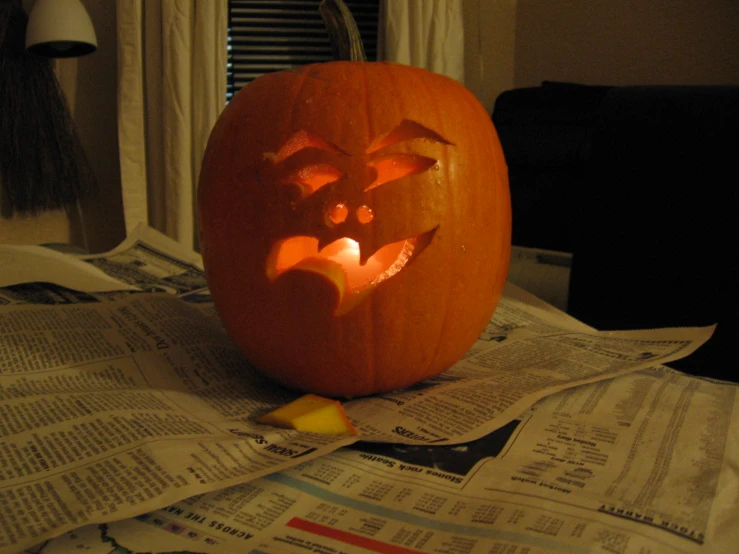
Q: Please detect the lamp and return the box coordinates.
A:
[25,0,97,58]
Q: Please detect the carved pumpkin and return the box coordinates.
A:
[197,2,510,398]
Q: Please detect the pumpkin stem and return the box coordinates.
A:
[319,0,367,62]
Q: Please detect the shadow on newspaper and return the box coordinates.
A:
[348,419,521,477]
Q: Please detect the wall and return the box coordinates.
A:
[465,0,739,114]
[58,0,125,253]
[463,0,518,115]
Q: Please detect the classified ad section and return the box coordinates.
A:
[84,367,738,554]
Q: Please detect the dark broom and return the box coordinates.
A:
[0,0,97,218]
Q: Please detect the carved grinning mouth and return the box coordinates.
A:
[267,228,436,315]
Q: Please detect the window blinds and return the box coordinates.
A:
[227,0,380,100]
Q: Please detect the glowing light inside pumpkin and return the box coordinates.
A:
[271,236,408,291]
[325,238,384,285]
[266,228,436,315]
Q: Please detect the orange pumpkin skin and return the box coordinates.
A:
[197,61,510,398]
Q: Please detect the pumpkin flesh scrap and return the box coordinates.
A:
[258,394,358,435]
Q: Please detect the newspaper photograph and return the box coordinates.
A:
[0,225,734,554]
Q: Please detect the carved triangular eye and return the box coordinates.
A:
[265,130,347,197]
[285,163,345,197]
[365,154,437,191]
[363,120,451,191]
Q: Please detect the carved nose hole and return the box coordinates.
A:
[357,205,374,224]
[327,202,348,225]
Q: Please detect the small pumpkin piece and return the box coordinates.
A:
[258,394,358,435]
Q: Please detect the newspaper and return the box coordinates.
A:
[0,225,732,553]
[55,367,738,554]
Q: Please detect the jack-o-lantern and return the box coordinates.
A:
[197,0,510,398]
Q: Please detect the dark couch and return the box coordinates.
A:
[493,82,739,382]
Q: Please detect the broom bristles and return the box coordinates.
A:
[0,2,98,217]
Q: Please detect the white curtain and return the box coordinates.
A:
[116,0,227,250]
[382,0,465,83]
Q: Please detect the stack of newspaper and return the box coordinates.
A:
[0,225,734,554]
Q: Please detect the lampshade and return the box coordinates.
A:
[25,0,97,58]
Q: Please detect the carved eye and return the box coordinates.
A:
[265,130,348,197]
[286,163,345,197]
[365,154,437,191]
[364,120,451,191]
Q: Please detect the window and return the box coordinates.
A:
[227,0,381,101]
